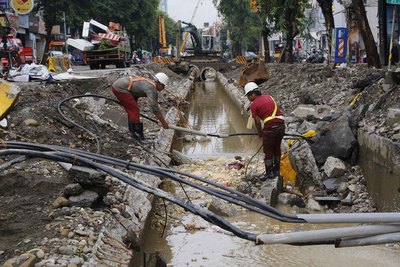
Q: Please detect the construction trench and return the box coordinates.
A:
[1,63,400,266]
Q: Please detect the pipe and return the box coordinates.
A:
[256,224,400,245]
[297,213,400,224]
[0,148,257,241]
[4,142,400,225]
[58,94,311,140]
[335,232,400,247]
[3,144,400,246]
[169,125,208,137]
[2,141,303,223]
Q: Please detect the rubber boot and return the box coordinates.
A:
[259,159,274,181]
[130,122,150,145]
[273,155,281,178]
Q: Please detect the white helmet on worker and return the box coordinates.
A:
[155,72,169,86]
[244,82,258,95]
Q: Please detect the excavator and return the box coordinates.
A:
[236,36,269,87]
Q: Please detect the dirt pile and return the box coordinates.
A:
[1,62,399,265]
[222,63,399,141]
[0,66,185,265]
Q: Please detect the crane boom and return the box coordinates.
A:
[159,15,167,48]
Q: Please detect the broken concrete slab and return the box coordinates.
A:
[311,115,357,165]
[323,156,346,178]
[291,104,334,121]
[68,165,106,185]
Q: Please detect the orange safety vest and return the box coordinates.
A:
[128,76,156,91]
[262,96,285,123]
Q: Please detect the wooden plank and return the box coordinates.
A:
[0,80,20,120]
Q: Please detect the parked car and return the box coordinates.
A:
[245,51,258,61]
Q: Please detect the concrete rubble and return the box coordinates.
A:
[1,62,400,266]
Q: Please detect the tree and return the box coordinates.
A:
[34,0,71,63]
[213,0,263,56]
[350,0,381,68]
[34,0,161,61]
[316,0,335,63]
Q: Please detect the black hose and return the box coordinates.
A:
[57,94,119,153]
[57,94,314,151]
[0,148,257,241]
[3,141,305,223]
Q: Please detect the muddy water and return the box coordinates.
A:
[136,81,400,267]
[171,81,262,157]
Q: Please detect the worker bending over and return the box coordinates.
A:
[112,72,170,144]
[244,82,285,180]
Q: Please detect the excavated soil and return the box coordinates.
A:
[1,62,399,264]
[0,65,183,263]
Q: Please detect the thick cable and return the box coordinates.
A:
[1,141,303,222]
[2,141,304,222]
[0,148,256,241]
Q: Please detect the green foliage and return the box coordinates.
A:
[35,0,163,50]
[213,0,309,54]
[213,0,263,53]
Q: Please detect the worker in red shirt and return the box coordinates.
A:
[112,72,170,145]
[244,82,285,180]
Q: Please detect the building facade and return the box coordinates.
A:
[0,0,46,63]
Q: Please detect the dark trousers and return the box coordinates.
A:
[262,124,285,159]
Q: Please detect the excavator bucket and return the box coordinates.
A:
[237,58,269,87]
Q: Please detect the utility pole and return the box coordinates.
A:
[63,12,68,53]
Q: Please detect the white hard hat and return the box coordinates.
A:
[155,72,169,85]
[244,82,258,95]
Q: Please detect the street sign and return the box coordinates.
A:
[387,0,400,5]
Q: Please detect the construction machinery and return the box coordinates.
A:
[237,36,269,87]
[158,15,168,56]
[167,20,227,81]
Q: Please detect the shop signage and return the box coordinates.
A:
[10,0,34,15]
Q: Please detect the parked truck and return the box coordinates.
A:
[79,20,131,69]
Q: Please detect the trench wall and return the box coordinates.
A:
[217,72,400,212]
[358,130,400,211]
[90,79,193,266]
[216,73,247,111]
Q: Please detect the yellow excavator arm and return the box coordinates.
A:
[159,15,167,48]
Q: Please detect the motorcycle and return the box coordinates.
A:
[306,49,325,63]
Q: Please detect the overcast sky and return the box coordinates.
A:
[167,0,219,28]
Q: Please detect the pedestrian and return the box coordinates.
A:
[112,72,170,144]
[244,82,285,180]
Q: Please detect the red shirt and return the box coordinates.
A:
[250,95,284,126]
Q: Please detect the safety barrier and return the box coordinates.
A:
[153,57,173,64]
[235,56,247,64]
[47,56,71,72]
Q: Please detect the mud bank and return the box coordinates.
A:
[0,66,193,266]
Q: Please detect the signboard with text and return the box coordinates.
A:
[387,0,400,5]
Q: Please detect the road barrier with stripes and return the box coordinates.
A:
[154,57,173,64]
[236,56,247,64]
